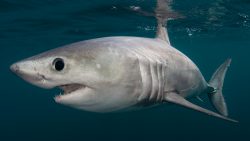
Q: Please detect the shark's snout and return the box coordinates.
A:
[10,63,20,74]
[10,62,29,78]
[10,62,29,76]
[10,61,46,87]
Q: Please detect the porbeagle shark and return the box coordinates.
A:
[10,0,237,122]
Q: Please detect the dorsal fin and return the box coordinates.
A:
[156,22,170,44]
[155,0,181,45]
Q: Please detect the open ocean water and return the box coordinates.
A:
[1,0,250,141]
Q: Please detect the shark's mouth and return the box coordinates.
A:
[59,84,86,95]
[54,84,86,101]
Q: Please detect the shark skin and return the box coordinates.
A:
[10,0,237,122]
[10,37,206,111]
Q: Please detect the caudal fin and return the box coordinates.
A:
[208,59,232,117]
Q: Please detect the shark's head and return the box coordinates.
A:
[10,40,142,112]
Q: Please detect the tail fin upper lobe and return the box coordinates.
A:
[208,59,232,117]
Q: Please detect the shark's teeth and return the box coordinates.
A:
[54,95,61,102]
[54,84,86,102]
[57,84,85,95]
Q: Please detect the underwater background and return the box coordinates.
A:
[1,0,250,140]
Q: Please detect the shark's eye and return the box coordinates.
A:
[53,58,64,71]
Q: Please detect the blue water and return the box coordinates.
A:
[1,0,250,140]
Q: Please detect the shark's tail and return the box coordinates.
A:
[208,59,232,117]
[164,58,237,122]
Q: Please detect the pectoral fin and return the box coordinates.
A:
[164,92,238,123]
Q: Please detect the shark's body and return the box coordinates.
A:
[48,36,207,111]
[10,0,237,122]
[62,36,207,103]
